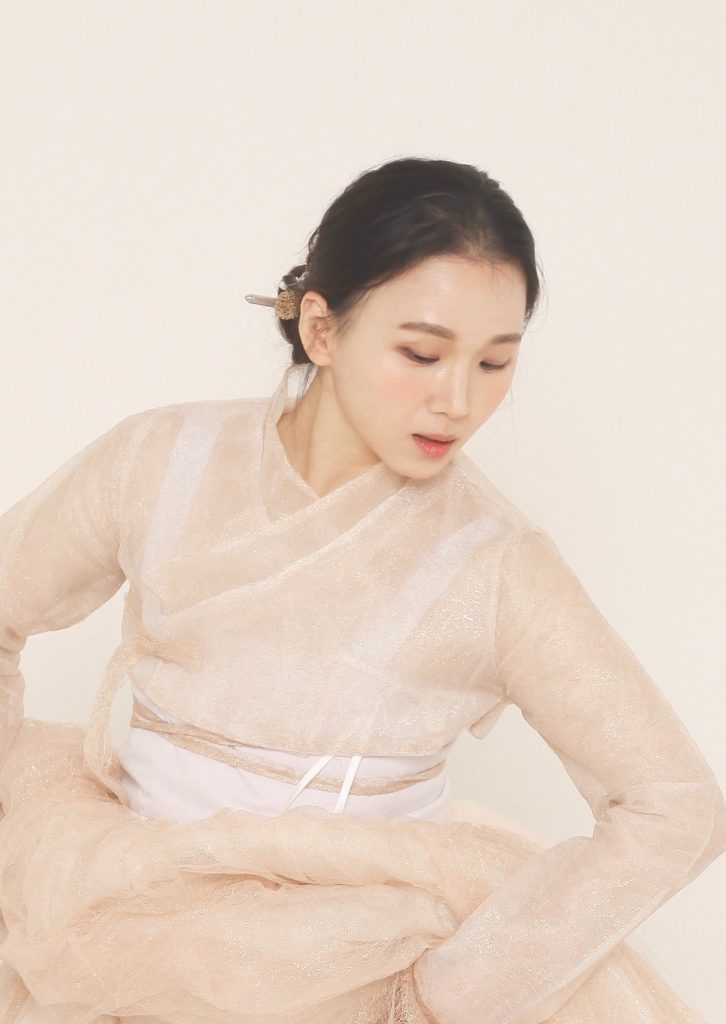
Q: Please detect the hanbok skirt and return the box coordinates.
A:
[0,716,712,1024]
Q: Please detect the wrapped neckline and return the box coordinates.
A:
[258,362,411,524]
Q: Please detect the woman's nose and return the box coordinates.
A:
[431,373,470,419]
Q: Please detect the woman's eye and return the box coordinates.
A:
[402,348,509,372]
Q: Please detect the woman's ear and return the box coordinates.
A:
[298,290,337,367]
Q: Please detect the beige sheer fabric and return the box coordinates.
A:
[0,362,723,1023]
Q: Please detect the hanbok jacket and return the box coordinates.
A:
[0,362,724,1024]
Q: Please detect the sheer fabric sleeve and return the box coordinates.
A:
[0,411,153,789]
[412,526,726,1024]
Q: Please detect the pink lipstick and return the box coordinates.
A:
[412,434,454,458]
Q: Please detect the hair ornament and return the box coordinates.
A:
[245,268,308,320]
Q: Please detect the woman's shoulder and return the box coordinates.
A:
[448,450,544,541]
[95,395,264,504]
[112,394,267,452]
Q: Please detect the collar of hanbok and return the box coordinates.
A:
[143,362,439,616]
[258,361,410,523]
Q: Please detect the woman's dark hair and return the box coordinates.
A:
[275,156,544,387]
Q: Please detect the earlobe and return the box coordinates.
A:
[299,320,329,367]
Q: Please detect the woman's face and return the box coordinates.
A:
[299,255,528,482]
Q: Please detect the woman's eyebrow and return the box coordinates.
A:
[396,321,522,345]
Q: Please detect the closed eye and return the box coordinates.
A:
[402,348,510,372]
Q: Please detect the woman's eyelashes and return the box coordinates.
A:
[401,347,510,372]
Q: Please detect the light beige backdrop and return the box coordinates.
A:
[0,2,724,1020]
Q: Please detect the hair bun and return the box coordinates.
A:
[279,265,308,292]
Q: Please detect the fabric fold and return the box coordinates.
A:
[0,367,723,1022]
[411,527,726,1024]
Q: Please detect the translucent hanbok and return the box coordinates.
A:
[0,362,723,1023]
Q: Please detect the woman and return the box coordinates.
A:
[0,156,723,1024]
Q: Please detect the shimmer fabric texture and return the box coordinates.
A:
[0,362,724,1024]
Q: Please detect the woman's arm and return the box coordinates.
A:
[0,409,155,785]
[412,526,726,1024]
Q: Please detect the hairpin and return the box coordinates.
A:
[245,270,307,320]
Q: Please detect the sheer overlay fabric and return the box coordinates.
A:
[0,363,723,1023]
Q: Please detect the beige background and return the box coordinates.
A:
[1,2,724,1019]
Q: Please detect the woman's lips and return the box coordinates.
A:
[412,434,454,458]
